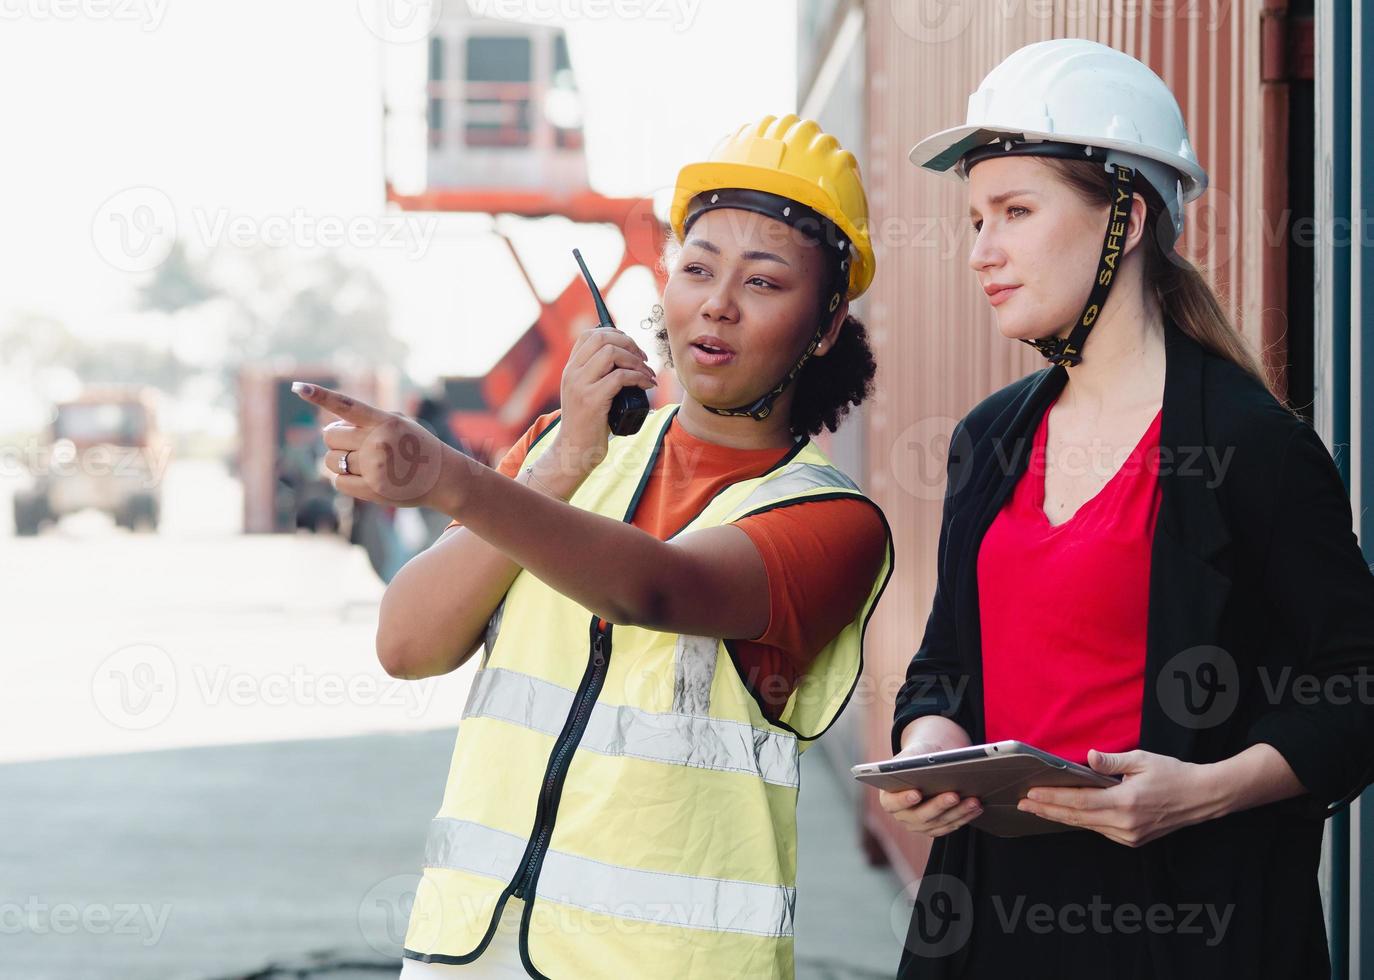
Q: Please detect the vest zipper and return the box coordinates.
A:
[512,618,611,900]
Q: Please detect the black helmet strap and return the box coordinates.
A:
[1022,162,1137,368]
[963,140,1138,368]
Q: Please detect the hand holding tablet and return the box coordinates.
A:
[854,740,1122,837]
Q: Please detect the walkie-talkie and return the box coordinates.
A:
[572,248,649,436]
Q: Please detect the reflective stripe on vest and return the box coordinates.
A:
[402,404,893,976]
[425,817,796,938]
[465,666,801,788]
[723,462,861,522]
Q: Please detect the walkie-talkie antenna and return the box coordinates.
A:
[572,248,614,328]
[570,247,648,436]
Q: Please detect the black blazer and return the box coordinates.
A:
[891,318,1374,978]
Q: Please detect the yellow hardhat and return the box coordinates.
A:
[669,114,875,299]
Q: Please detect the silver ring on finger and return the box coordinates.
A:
[340,451,352,475]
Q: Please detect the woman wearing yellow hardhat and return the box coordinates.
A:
[293,113,892,978]
[659,115,876,426]
[881,38,1374,980]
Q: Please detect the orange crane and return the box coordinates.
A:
[386,185,672,464]
[346,10,674,580]
[381,12,674,465]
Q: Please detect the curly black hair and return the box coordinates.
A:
[652,237,878,439]
[788,312,878,438]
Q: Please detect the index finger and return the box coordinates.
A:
[1024,784,1115,810]
[877,788,922,814]
[572,329,648,369]
[292,382,389,426]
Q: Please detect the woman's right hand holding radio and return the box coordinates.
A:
[550,329,657,477]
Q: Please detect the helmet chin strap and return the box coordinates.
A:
[1021,162,1136,368]
[700,289,842,422]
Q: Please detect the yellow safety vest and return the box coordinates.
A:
[403,404,893,978]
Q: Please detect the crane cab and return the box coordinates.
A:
[424,14,588,193]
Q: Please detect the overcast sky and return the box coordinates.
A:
[0,0,796,399]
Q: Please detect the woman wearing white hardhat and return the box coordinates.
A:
[882,38,1374,978]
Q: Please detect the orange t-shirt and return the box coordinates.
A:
[445,410,887,723]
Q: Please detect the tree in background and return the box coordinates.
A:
[136,240,409,385]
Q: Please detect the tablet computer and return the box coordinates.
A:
[851,740,1121,837]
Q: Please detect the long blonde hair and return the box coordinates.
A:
[1047,159,1283,403]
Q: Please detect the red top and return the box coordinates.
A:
[977,395,1163,764]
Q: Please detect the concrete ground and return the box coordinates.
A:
[0,732,903,979]
[1,461,905,978]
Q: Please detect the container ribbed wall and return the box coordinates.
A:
[858,0,1281,878]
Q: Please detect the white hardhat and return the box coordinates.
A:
[908,38,1207,242]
